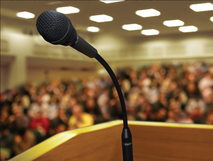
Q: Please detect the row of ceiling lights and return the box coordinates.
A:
[16,1,213,36]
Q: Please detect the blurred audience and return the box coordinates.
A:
[13,127,36,156]
[1,61,213,159]
[0,124,14,160]
[29,111,50,143]
[68,104,94,130]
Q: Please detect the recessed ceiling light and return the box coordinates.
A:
[210,16,213,22]
[87,26,100,32]
[100,0,124,4]
[89,14,113,22]
[190,2,213,12]
[179,26,198,33]
[56,6,80,14]
[122,24,142,31]
[136,9,161,18]
[163,19,184,27]
[47,1,62,5]
[141,29,159,36]
[16,11,35,19]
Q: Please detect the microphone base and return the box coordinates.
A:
[122,127,133,161]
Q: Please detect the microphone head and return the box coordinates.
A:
[36,10,77,46]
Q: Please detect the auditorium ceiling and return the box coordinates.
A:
[1,1,213,39]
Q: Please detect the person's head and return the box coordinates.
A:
[0,124,9,137]
[50,96,59,104]
[192,107,202,115]
[136,94,146,105]
[56,124,66,133]
[36,95,43,105]
[86,98,96,109]
[202,88,213,103]
[169,80,178,91]
[159,92,167,100]
[206,110,213,125]
[58,107,66,116]
[187,72,196,82]
[151,80,160,88]
[12,103,23,118]
[186,82,197,93]
[15,127,27,138]
[72,104,84,117]
[86,88,96,98]
[1,103,9,112]
[169,99,180,113]
[0,109,9,121]
[69,97,78,107]
[130,71,137,80]
[149,104,167,121]
[205,72,212,79]
[155,108,167,121]
[48,121,59,136]
[35,111,42,119]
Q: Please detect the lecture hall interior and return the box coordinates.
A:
[1,1,213,161]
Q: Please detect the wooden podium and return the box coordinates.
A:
[9,120,213,161]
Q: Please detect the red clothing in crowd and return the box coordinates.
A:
[29,117,50,133]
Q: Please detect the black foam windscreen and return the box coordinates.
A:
[36,10,77,46]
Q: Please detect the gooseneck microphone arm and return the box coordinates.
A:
[36,10,133,161]
[95,54,127,128]
[95,54,133,161]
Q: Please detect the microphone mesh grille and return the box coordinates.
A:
[36,10,69,43]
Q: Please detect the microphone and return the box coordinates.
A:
[36,10,97,58]
[36,10,133,161]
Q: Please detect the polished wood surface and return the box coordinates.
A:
[9,121,213,161]
[131,125,213,161]
[34,125,123,161]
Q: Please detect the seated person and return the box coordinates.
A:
[68,104,94,130]
[0,123,14,160]
[13,127,36,155]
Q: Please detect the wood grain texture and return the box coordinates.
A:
[33,125,123,161]
[130,125,213,161]
[33,123,213,161]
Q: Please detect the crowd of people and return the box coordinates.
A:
[1,61,213,160]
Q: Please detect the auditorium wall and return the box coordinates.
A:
[94,32,213,68]
[1,16,213,92]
